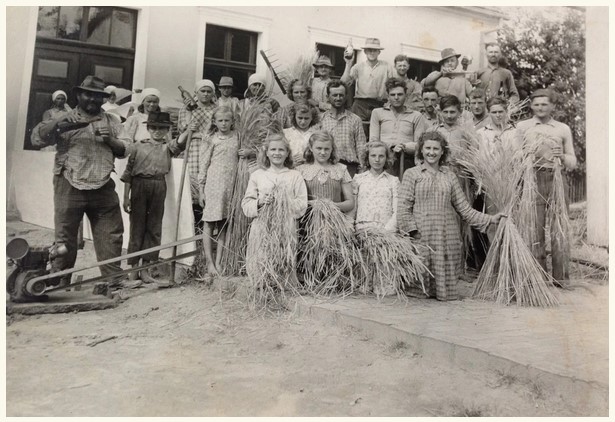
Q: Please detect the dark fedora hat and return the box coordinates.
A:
[143,111,173,127]
[73,75,111,97]
[439,48,462,64]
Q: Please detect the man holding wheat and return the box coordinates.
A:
[515,88,577,283]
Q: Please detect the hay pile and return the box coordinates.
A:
[245,185,299,310]
[451,130,559,307]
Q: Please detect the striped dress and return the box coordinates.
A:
[397,163,491,301]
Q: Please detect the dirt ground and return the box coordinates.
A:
[7,281,588,418]
[5,218,603,417]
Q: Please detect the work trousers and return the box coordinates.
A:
[351,98,384,137]
[127,177,167,265]
[535,168,570,280]
[53,175,124,277]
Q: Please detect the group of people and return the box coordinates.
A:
[31,36,577,300]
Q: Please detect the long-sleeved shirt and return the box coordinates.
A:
[311,77,332,111]
[241,167,308,219]
[422,71,473,104]
[477,65,520,104]
[33,108,124,190]
[369,105,428,151]
[120,137,184,183]
[119,111,172,144]
[343,60,394,101]
[352,170,399,232]
[320,109,367,166]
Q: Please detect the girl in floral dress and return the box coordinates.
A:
[352,141,399,232]
[397,131,504,301]
[197,107,239,276]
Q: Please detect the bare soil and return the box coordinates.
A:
[5,220,596,417]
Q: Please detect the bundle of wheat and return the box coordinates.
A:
[549,159,573,271]
[282,50,320,90]
[451,131,558,306]
[298,199,365,296]
[355,227,430,299]
[220,103,280,275]
[245,185,299,310]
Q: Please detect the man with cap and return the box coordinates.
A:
[217,76,239,116]
[422,48,473,105]
[311,55,335,112]
[341,37,394,126]
[121,111,188,286]
[477,43,519,104]
[178,79,217,233]
[33,75,128,288]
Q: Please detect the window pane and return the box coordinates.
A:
[110,10,135,49]
[37,6,60,38]
[94,65,123,85]
[87,7,112,45]
[205,25,226,60]
[37,59,69,78]
[230,31,253,63]
[58,6,82,41]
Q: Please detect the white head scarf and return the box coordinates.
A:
[51,90,67,102]
[194,79,216,92]
[140,87,161,102]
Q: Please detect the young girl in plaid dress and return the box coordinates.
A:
[397,131,504,301]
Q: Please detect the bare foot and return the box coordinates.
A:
[207,263,219,277]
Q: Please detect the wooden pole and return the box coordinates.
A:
[170,130,193,283]
[399,151,405,181]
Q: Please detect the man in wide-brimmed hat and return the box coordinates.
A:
[421,47,473,104]
[311,55,335,112]
[32,75,129,288]
[476,42,519,104]
[341,37,394,126]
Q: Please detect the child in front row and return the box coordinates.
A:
[121,112,188,286]
[241,134,308,285]
[197,106,239,276]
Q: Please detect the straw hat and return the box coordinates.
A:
[362,38,384,50]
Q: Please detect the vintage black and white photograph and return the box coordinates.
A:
[4,4,609,417]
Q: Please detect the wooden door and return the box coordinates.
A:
[24,40,135,150]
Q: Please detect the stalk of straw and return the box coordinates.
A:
[451,128,558,306]
[549,158,573,274]
[220,103,279,275]
[245,185,299,310]
[298,199,365,296]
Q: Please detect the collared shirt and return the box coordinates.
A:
[36,108,124,190]
[422,111,441,126]
[476,122,517,152]
[433,122,468,163]
[369,105,427,149]
[423,71,472,104]
[473,113,491,130]
[120,138,185,183]
[477,65,520,104]
[320,109,367,166]
[217,96,240,117]
[348,60,394,101]
[515,116,575,169]
[241,167,308,219]
[352,170,400,232]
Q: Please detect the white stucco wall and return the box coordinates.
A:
[585,7,609,247]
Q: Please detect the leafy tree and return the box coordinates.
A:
[498,7,586,179]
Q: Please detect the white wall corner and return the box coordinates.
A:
[132,6,150,91]
[399,43,440,63]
